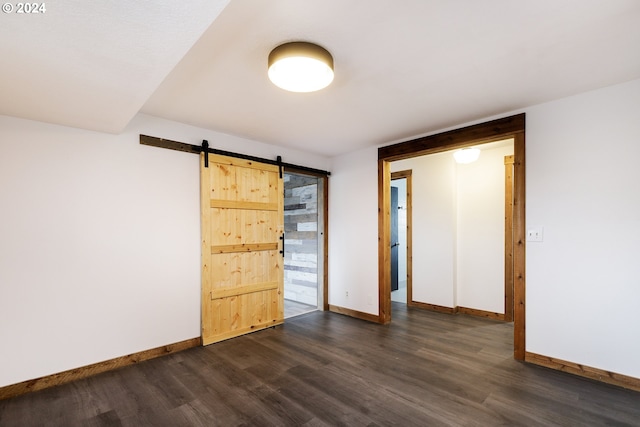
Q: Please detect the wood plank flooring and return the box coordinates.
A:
[2,303,639,426]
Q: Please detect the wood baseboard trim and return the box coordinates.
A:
[525,351,640,392]
[457,306,505,321]
[408,300,456,314]
[0,337,201,401]
[329,305,381,323]
[408,301,507,321]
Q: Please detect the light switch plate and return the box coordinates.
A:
[527,227,543,242]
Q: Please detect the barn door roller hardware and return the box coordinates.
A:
[140,134,330,176]
[202,140,209,168]
[277,155,283,178]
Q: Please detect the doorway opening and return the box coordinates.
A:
[390,141,513,318]
[378,113,526,360]
[283,171,327,318]
[391,171,412,304]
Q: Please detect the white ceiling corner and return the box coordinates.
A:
[0,0,230,133]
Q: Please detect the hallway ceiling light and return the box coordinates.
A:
[268,42,334,92]
[453,148,480,164]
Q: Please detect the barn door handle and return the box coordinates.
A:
[391,242,399,248]
[279,233,285,257]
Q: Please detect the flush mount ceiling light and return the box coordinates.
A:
[268,42,334,92]
[453,148,481,164]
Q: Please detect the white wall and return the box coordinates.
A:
[392,152,457,307]
[457,144,514,314]
[526,79,640,378]
[0,113,330,387]
[327,148,379,314]
[329,78,640,379]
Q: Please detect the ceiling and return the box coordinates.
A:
[2,1,639,157]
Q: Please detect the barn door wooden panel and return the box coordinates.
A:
[200,153,284,345]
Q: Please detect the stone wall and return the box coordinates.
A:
[284,173,318,306]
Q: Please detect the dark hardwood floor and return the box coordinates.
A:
[2,303,639,426]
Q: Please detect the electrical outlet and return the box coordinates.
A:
[527,227,543,242]
[345,291,349,297]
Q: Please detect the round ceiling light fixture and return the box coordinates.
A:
[268,42,334,93]
[453,148,481,164]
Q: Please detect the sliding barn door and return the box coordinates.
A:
[200,153,284,345]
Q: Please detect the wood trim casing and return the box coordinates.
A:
[513,132,526,360]
[504,155,515,322]
[378,113,526,360]
[378,158,392,324]
[322,174,329,311]
[525,352,640,393]
[0,338,201,401]
[329,305,381,323]
[408,301,506,321]
[408,301,457,314]
[457,306,505,321]
[378,114,525,161]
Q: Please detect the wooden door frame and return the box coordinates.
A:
[390,171,413,304]
[504,155,515,322]
[377,113,526,360]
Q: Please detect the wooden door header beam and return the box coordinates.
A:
[378,113,525,162]
[140,134,331,177]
